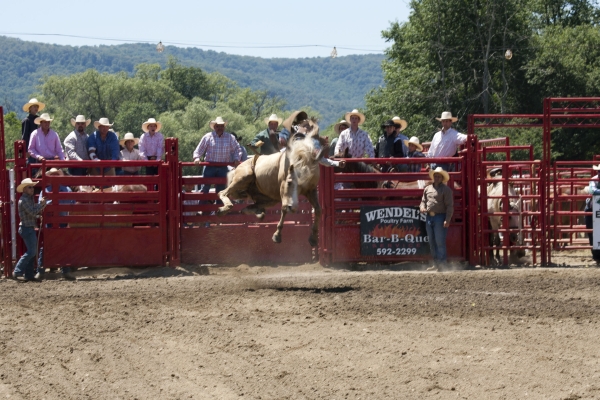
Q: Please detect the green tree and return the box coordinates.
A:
[161,57,211,101]
[3,111,21,161]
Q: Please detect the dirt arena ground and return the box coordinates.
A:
[1,250,600,399]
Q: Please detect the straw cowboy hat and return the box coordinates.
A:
[264,114,283,126]
[283,110,308,131]
[34,113,53,124]
[16,178,38,193]
[142,118,162,132]
[344,109,366,125]
[429,167,450,183]
[46,168,64,176]
[435,111,458,122]
[488,167,503,177]
[333,120,349,134]
[119,132,140,146]
[403,136,423,152]
[209,116,227,130]
[94,118,114,129]
[391,116,408,131]
[593,164,600,171]
[70,115,91,127]
[22,98,45,112]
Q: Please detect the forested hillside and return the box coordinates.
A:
[0,36,384,127]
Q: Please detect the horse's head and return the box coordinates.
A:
[280,164,299,213]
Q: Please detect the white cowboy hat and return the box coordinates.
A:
[34,113,53,124]
[435,111,458,122]
[16,178,38,193]
[428,167,450,183]
[264,114,283,126]
[119,132,140,146]
[93,118,114,128]
[344,109,366,125]
[142,118,162,132]
[22,98,45,112]
[283,110,309,131]
[46,168,64,176]
[70,115,91,127]
[593,164,600,171]
[391,116,408,131]
[209,117,227,130]
[488,167,503,177]
[333,120,349,134]
[403,136,423,152]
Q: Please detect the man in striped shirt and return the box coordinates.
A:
[193,117,242,200]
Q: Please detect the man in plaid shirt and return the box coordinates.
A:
[334,109,375,159]
[193,117,242,201]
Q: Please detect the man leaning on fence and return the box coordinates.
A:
[427,112,467,172]
[28,113,65,163]
[420,167,454,271]
[88,118,120,175]
[64,115,91,176]
[139,118,164,176]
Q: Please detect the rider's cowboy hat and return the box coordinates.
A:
[17,178,38,193]
[391,116,408,131]
[403,136,423,152]
[142,118,162,132]
[333,120,349,135]
[209,116,227,130]
[344,109,366,125]
[94,118,114,129]
[70,115,91,127]
[22,98,45,113]
[435,111,458,122]
[283,110,308,131]
[264,114,283,127]
[119,132,140,146]
[429,167,450,183]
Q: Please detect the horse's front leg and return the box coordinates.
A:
[272,208,287,243]
[217,187,234,216]
[306,189,321,247]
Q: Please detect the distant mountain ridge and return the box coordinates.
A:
[0,36,385,127]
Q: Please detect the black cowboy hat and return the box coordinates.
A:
[381,119,397,128]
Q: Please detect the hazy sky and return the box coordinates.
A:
[0,0,411,58]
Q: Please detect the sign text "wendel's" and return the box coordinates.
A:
[364,207,426,225]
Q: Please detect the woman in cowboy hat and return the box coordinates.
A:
[21,98,46,151]
[64,115,92,176]
[420,167,454,271]
[427,111,467,172]
[404,136,426,172]
[334,109,375,159]
[12,178,48,281]
[582,164,600,264]
[249,114,289,155]
[139,118,164,176]
[119,133,145,175]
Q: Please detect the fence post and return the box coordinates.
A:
[165,138,181,267]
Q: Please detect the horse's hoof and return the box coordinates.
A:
[216,207,229,216]
[256,212,265,220]
[272,234,282,243]
[308,236,318,247]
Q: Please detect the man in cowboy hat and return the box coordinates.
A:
[334,109,375,159]
[329,120,348,157]
[28,113,65,163]
[404,136,426,172]
[21,98,45,154]
[87,118,120,175]
[119,133,145,175]
[375,118,409,172]
[139,118,164,176]
[427,111,467,172]
[582,164,600,264]
[64,115,91,176]
[193,117,241,202]
[249,114,290,155]
[12,178,48,281]
[420,167,454,271]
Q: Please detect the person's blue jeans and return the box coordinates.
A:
[13,226,38,279]
[426,213,448,264]
[199,166,229,205]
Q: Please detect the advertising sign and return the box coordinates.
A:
[594,195,600,250]
[360,206,429,256]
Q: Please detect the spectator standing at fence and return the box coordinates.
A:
[64,115,91,176]
[427,111,467,172]
[249,114,289,155]
[119,133,145,175]
[420,167,454,271]
[334,109,375,159]
[88,118,120,175]
[139,118,164,176]
[12,178,47,281]
[21,99,45,161]
[404,136,426,173]
[230,132,248,162]
[330,120,348,157]
[35,168,76,281]
[375,119,409,172]
[582,164,600,264]
[193,117,241,199]
[28,113,65,163]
